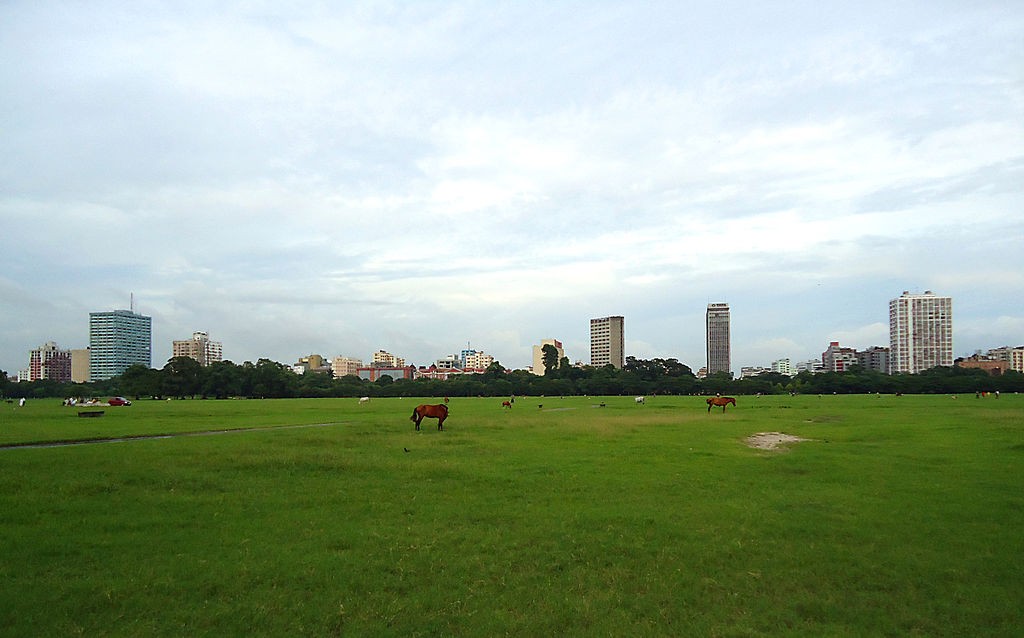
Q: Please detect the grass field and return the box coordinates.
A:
[1,394,1022,636]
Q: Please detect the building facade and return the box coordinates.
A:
[172,331,223,367]
[372,350,405,367]
[706,303,731,377]
[856,346,890,374]
[531,339,564,375]
[590,316,625,368]
[822,341,858,372]
[71,348,90,383]
[89,310,152,381]
[28,342,72,382]
[332,356,363,378]
[889,291,953,374]
[771,358,792,375]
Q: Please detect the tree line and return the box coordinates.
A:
[3,355,1022,400]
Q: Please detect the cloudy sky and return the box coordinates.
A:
[2,1,1022,375]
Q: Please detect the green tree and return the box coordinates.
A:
[163,357,203,399]
[541,344,560,376]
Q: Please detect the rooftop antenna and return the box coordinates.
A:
[130,292,135,313]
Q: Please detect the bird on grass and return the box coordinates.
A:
[404,447,410,453]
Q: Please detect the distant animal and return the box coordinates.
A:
[404,447,410,453]
[358,396,370,404]
[635,396,645,404]
[410,404,449,431]
[706,396,737,413]
[443,396,450,404]
[502,400,512,409]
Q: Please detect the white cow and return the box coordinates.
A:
[635,396,645,404]
[358,396,370,405]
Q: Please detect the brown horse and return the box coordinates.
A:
[706,396,737,413]
[501,400,512,409]
[411,404,448,431]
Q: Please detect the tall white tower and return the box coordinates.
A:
[889,291,953,374]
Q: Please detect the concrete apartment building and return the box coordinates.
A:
[590,316,624,368]
[332,356,363,378]
[89,309,152,381]
[889,291,953,374]
[372,350,405,367]
[531,339,564,375]
[856,346,890,374]
[822,341,858,372]
[28,342,72,382]
[172,331,223,367]
[706,303,731,376]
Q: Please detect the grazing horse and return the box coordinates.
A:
[635,396,645,404]
[410,404,448,431]
[706,396,737,413]
[502,400,512,409]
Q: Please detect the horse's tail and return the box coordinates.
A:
[410,406,418,422]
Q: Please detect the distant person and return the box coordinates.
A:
[18,397,25,407]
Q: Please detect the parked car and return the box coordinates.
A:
[108,397,132,406]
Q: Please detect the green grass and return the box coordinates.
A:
[1,395,1022,636]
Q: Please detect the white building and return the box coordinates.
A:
[889,291,953,374]
[372,350,405,367]
[771,358,791,375]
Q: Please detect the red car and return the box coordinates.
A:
[108,397,132,406]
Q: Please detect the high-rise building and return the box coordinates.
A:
[71,348,90,383]
[28,342,72,382]
[531,339,564,376]
[889,291,953,374]
[172,331,223,366]
[706,303,731,377]
[89,309,152,381]
[856,346,890,374]
[590,316,624,368]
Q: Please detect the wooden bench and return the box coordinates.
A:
[77,410,105,418]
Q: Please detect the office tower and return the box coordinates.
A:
[172,331,223,366]
[531,339,564,375]
[889,291,953,374]
[89,309,152,381]
[706,303,731,376]
[590,315,624,368]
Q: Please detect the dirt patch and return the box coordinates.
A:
[745,432,811,451]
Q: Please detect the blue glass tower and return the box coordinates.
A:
[89,310,152,381]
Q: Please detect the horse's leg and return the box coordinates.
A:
[437,415,445,431]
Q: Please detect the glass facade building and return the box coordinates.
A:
[89,310,152,381]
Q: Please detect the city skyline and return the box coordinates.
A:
[2,2,1022,375]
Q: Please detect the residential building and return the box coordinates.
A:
[372,350,405,367]
[293,354,330,375]
[822,341,858,372]
[436,354,460,369]
[332,356,363,378]
[172,331,223,367]
[795,359,825,374]
[590,316,625,368]
[71,348,90,383]
[89,309,152,381]
[531,339,564,375]
[464,351,494,369]
[985,346,1024,373]
[856,346,889,374]
[739,366,770,379]
[28,342,72,382]
[889,291,953,374]
[706,303,731,376]
[771,358,791,375]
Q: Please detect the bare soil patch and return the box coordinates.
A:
[745,432,811,451]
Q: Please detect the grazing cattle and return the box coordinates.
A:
[706,396,737,413]
[635,396,645,404]
[502,400,512,409]
[358,396,370,404]
[410,404,448,431]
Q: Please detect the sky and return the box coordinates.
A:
[2,1,1022,375]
